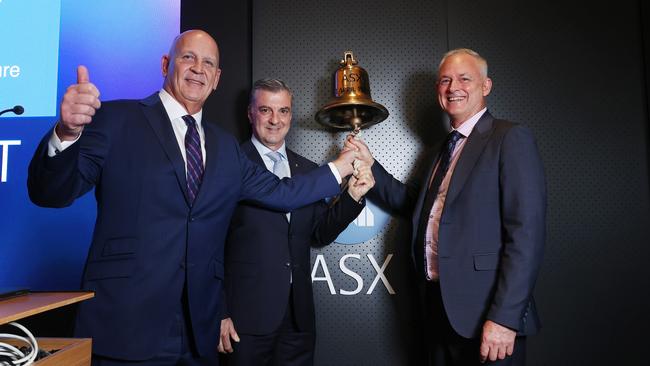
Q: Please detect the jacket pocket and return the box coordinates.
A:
[86,257,135,280]
[214,258,225,279]
[473,252,499,271]
[101,237,137,256]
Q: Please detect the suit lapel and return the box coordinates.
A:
[286,149,307,230]
[242,140,265,166]
[140,93,190,205]
[412,144,443,233]
[243,140,291,224]
[286,148,308,176]
[445,111,495,206]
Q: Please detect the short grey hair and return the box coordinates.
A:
[248,78,293,107]
[439,48,488,77]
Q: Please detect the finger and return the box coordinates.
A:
[75,83,101,98]
[61,114,92,129]
[68,103,97,117]
[479,343,489,363]
[230,328,240,343]
[497,345,507,360]
[222,335,232,353]
[77,65,90,84]
[343,140,358,151]
[217,339,225,353]
[488,345,499,362]
[506,342,514,356]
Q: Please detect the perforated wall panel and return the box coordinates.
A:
[253,1,447,364]
[252,0,650,365]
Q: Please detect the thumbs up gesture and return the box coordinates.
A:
[57,65,102,141]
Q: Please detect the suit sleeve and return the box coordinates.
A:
[487,125,546,331]
[311,192,365,247]
[28,109,113,207]
[237,147,342,212]
[368,161,419,217]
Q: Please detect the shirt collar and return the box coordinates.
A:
[251,135,287,160]
[452,107,487,137]
[158,89,203,125]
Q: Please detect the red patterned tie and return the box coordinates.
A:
[182,115,204,205]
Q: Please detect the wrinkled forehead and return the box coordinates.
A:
[438,54,486,77]
[171,31,219,61]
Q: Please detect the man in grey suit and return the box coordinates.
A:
[347,48,546,365]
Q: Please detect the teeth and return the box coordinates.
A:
[448,97,463,102]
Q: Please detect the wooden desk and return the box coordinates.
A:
[0,291,94,365]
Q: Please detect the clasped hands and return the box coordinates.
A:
[331,134,376,201]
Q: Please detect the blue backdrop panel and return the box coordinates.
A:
[0,0,180,290]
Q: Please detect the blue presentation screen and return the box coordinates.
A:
[0,0,61,117]
[0,0,180,289]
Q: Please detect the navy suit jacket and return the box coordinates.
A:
[27,93,341,360]
[370,111,546,338]
[223,140,364,335]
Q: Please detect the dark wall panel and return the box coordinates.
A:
[251,0,650,365]
[445,1,650,364]
[181,0,252,140]
[252,1,447,365]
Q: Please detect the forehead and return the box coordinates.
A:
[439,54,481,76]
[252,89,292,106]
[175,33,218,59]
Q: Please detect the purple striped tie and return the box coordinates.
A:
[182,115,204,205]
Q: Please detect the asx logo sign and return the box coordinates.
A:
[0,140,21,183]
[335,199,390,244]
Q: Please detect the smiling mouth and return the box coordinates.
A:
[186,78,205,86]
[447,96,465,102]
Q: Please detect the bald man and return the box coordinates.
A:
[28,30,358,366]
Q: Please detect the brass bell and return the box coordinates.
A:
[315,51,389,134]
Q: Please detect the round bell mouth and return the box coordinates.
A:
[315,99,388,130]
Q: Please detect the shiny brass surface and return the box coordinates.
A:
[315,51,388,132]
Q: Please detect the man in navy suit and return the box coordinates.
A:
[347,48,546,365]
[216,79,374,366]
[27,30,358,366]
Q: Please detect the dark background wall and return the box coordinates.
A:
[21,1,649,365]
[247,1,650,365]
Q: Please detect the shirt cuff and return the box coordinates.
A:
[327,162,343,184]
[47,123,81,157]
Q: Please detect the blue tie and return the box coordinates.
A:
[266,151,288,179]
[266,151,290,221]
[182,115,204,205]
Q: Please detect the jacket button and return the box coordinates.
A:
[285,262,291,268]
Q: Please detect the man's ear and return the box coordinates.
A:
[212,68,222,91]
[161,55,170,77]
[482,77,493,96]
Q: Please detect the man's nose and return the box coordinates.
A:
[268,112,278,124]
[190,60,203,73]
[448,78,458,90]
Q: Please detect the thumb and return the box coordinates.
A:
[77,65,90,84]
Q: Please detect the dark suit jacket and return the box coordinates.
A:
[370,111,546,338]
[26,93,341,361]
[223,140,364,335]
